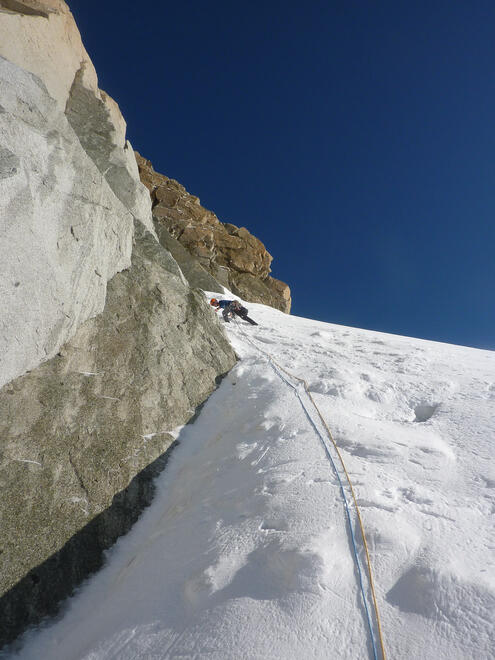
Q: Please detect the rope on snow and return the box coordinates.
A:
[231,316,387,660]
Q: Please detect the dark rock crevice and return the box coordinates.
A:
[0,443,177,651]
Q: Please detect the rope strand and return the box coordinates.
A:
[232,316,386,660]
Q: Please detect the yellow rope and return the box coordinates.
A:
[304,385,387,660]
[234,320,387,660]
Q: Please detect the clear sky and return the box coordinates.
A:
[68,0,494,350]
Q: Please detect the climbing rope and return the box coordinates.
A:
[231,315,387,660]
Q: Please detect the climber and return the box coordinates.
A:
[210,298,258,325]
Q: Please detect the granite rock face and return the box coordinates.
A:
[65,64,153,234]
[0,0,154,232]
[0,222,236,645]
[0,0,156,388]
[0,54,134,389]
[0,1,237,646]
[136,154,292,313]
[153,221,224,292]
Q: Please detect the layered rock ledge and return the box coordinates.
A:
[136,154,292,313]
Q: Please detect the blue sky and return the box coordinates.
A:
[69,1,494,349]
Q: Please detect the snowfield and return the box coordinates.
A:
[11,298,495,659]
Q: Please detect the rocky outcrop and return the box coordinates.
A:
[0,1,237,646]
[136,154,292,313]
[0,1,153,233]
[153,221,223,292]
[0,1,155,389]
[0,1,94,110]
[0,221,236,646]
[0,53,133,389]
[65,65,153,233]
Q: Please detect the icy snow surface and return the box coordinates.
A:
[12,299,495,659]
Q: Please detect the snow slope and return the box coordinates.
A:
[10,299,495,659]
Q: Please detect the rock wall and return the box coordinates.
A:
[0,1,237,646]
[0,0,155,389]
[0,221,235,646]
[0,53,133,389]
[136,154,292,313]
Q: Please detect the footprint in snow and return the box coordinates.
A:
[356,498,398,513]
[256,336,277,345]
[399,486,435,506]
[260,519,289,532]
[306,476,334,485]
[481,475,495,489]
[413,403,441,423]
[309,380,344,397]
[365,387,382,403]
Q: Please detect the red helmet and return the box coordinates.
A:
[210,298,218,305]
